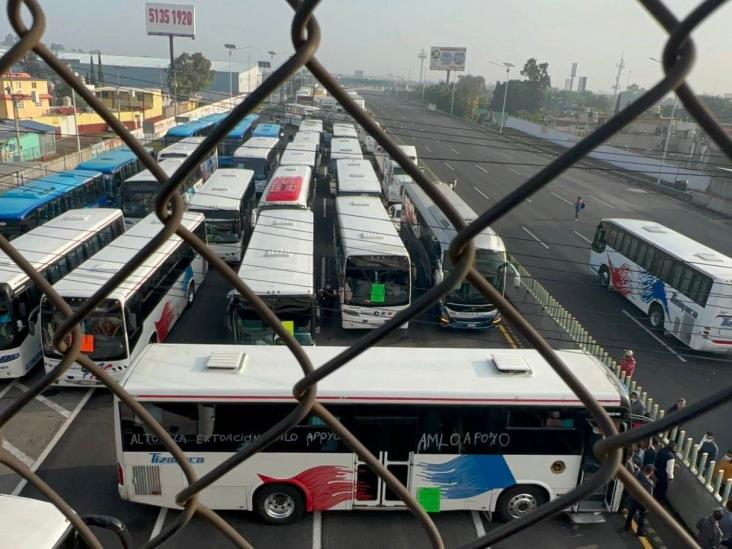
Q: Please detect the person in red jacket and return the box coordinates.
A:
[620,349,637,378]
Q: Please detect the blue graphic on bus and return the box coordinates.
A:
[417,455,516,499]
[182,265,194,288]
[640,272,669,313]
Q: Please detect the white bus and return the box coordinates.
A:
[299,119,323,134]
[0,209,125,379]
[381,145,418,204]
[226,209,317,346]
[257,165,313,213]
[115,345,629,524]
[40,211,208,386]
[401,182,520,329]
[335,196,411,329]
[0,494,130,549]
[335,159,382,197]
[279,141,317,171]
[157,136,218,182]
[232,137,281,194]
[332,122,358,138]
[187,169,256,263]
[328,138,363,194]
[590,218,732,351]
[120,158,204,226]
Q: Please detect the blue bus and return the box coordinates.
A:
[219,115,260,167]
[0,170,106,239]
[75,149,146,207]
[252,123,283,140]
[163,114,229,146]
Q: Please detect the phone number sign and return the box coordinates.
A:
[145,3,195,37]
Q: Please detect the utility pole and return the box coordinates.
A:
[611,53,625,114]
[6,72,22,161]
[71,72,82,161]
[450,79,457,116]
[168,35,177,115]
[116,66,121,122]
[418,48,426,104]
[499,62,514,134]
[225,43,236,108]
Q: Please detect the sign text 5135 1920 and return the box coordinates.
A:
[145,3,196,38]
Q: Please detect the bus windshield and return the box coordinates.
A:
[121,183,157,219]
[345,256,410,307]
[205,216,241,244]
[41,299,127,362]
[445,249,506,305]
[0,287,17,350]
[230,296,314,345]
[236,158,266,179]
[0,220,25,241]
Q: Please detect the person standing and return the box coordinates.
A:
[667,397,687,414]
[630,392,647,425]
[643,438,659,469]
[619,350,637,378]
[715,451,732,485]
[696,508,724,549]
[655,441,676,503]
[720,501,732,548]
[701,432,720,467]
[624,464,655,536]
[574,196,585,220]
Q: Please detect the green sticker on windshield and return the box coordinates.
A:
[417,487,441,512]
[282,320,294,336]
[370,283,386,303]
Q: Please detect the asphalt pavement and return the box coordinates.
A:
[366,93,732,453]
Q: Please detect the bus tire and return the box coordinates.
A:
[149,332,158,344]
[186,283,196,309]
[648,303,665,331]
[495,485,548,522]
[254,483,305,525]
[598,266,610,288]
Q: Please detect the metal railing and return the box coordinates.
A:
[0,0,731,547]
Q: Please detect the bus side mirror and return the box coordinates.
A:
[27,307,39,335]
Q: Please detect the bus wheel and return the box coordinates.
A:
[598,266,610,288]
[648,303,665,331]
[186,283,196,309]
[495,485,547,522]
[149,333,158,344]
[254,484,305,525]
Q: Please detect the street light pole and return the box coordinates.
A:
[224,43,236,108]
[649,57,678,186]
[71,72,81,161]
[6,72,22,161]
[499,62,514,134]
[449,79,457,116]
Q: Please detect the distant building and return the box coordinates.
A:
[0,72,51,119]
[355,70,364,78]
[564,78,571,91]
[0,119,56,162]
[577,76,588,93]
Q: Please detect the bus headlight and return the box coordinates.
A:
[439,313,450,325]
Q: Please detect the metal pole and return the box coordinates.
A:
[71,86,81,160]
[116,66,121,122]
[228,49,233,107]
[7,72,22,161]
[449,80,457,116]
[168,35,176,115]
[418,49,426,105]
[248,52,252,92]
[499,66,510,134]
[656,95,678,185]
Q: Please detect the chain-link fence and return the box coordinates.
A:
[1,0,731,547]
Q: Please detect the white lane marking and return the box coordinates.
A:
[312,511,322,549]
[627,188,648,193]
[3,440,34,468]
[424,145,432,153]
[450,148,461,156]
[475,164,488,174]
[15,382,71,418]
[150,507,168,540]
[526,198,534,204]
[11,388,94,496]
[506,166,522,176]
[0,380,17,401]
[444,162,455,171]
[522,226,550,250]
[474,186,490,200]
[589,194,616,209]
[621,309,687,363]
[573,231,592,244]
[320,257,326,289]
[322,197,327,219]
[550,191,573,206]
[471,511,486,537]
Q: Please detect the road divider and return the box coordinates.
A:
[509,254,732,525]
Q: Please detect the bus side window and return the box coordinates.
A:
[125,295,142,350]
[591,224,606,252]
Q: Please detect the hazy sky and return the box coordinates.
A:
[3,0,731,95]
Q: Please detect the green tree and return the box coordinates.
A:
[2,33,17,47]
[97,52,104,85]
[19,52,44,78]
[489,79,544,114]
[168,52,215,99]
[88,55,96,85]
[521,58,551,89]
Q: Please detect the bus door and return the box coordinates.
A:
[353,416,417,508]
[573,418,624,513]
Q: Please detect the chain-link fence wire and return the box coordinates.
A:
[0,0,731,547]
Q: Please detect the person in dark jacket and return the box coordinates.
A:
[696,508,724,549]
[643,437,659,468]
[624,464,655,536]
[655,441,676,503]
[667,397,687,415]
[700,432,720,467]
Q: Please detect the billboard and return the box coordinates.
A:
[430,47,467,71]
[145,3,195,37]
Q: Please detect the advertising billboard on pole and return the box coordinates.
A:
[429,47,467,71]
[145,3,196,37]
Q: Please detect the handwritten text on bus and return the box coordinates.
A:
[417,431,511,452]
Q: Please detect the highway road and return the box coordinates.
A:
[366,93,732,453]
